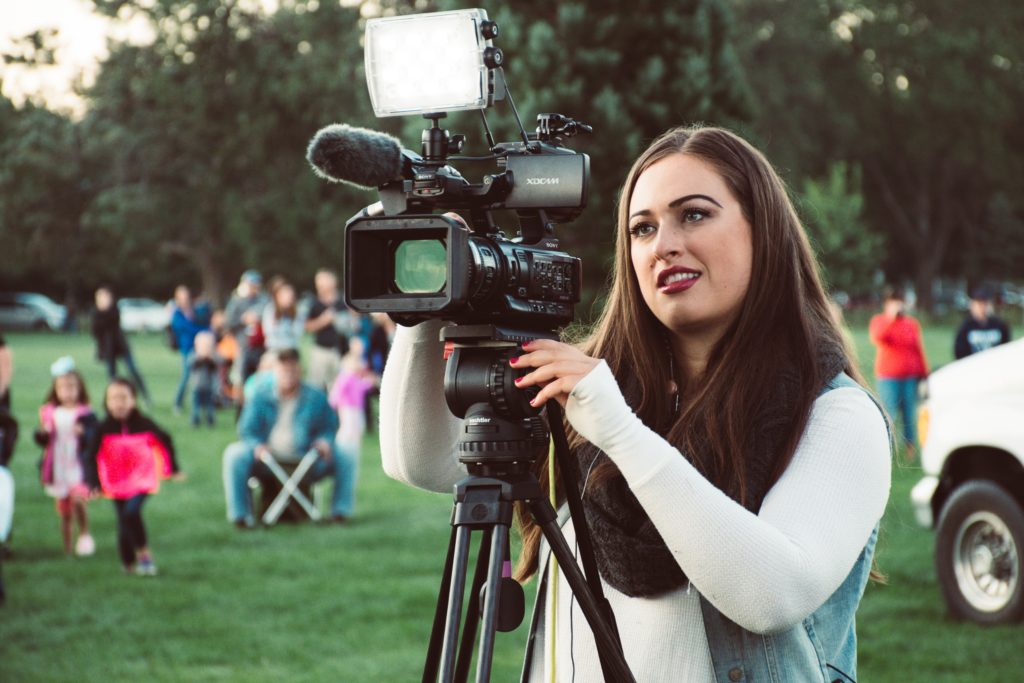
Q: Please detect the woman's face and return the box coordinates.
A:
[276,285,295,309]
[55,374,81,406]
[628,152,753,341]
[106,384,136,420]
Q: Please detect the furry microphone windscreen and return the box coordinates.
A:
[306,123,404,189]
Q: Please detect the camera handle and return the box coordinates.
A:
[421,405,634,683]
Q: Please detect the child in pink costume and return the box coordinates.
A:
[37,357,96,557]
[328,338,379,459]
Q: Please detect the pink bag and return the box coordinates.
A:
[96,433,172,499]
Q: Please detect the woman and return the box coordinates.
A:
[90,287,152,406]
[379,126,891,681]
[262,278,305,353]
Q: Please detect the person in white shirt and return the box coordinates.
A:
[379,125,891,682]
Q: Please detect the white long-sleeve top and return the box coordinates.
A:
[379,321,891,682]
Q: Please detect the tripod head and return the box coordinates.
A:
[440,324,553,474]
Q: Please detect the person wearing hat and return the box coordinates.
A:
[954,285,1011,360]
[225,270,270,387]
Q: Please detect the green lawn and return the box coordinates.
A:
[0,325,1021,681]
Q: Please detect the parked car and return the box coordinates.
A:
[911,339,1024,624]
[118,298,171,332]
[0,292,67,331]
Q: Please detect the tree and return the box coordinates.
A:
[799,162,882,295]
[734,0,1024,310]
[83,0,373,304]
[0,101,96,308]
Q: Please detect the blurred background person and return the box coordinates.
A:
[210,310,239,405]
[188,331,221,428]
[869,286,929,460]
[328,337,378,467]
[0,334,15,563]
[0,334,17,474]
[304,269,347,392]
[90,286,152,407]
[170,285,211,415]
[262,277,305,354]
[222,349,356,527]
[84,378,181,576]
[36,357,96,557]
[954,284,1011,359]
[225,270,268,386]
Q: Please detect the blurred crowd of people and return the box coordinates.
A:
[0,273,1013,604]
[0,268,395,605]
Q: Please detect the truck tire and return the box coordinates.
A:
[935,480,1024,624]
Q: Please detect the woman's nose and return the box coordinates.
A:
[653,224,682,260]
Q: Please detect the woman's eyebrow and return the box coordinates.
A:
[629,193,724,220]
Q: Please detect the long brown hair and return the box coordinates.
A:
[513,125,865,581]
[269,278,298,320]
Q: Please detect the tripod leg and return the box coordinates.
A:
[454,529,493,683]
[530,499,636,683]
[424,528,458,683]
[474,524,508,683]
[439,525,473,682]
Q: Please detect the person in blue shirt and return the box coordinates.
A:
[221,348,357,528]
[170,285,210,414]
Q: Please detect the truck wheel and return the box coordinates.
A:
[935,480,1024,624]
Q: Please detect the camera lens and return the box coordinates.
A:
[394,239,447,293]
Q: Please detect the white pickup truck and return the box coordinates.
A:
[911,338,1024,624]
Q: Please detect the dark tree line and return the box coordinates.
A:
[1,0,1021,313]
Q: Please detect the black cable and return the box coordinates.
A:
[479,109,496,149]
[498,67,531,145]
[827,663,857,683]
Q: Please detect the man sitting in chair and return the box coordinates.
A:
[222,348,355,528]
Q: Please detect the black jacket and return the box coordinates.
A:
[91,307,129,361]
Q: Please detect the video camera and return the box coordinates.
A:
[307,8,590,333]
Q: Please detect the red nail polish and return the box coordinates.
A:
[509,356,519,365]
[514,376,523,384]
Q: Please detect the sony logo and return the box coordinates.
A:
[525,177,560,185]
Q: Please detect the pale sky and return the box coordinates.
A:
[0,0,148,115]
[0,0,287,116]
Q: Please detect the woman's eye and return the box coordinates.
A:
[629,222,656,237]
[682,208,710,223]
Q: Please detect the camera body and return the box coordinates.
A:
[343,125,588,331]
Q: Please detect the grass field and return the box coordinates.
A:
[0,325,1022,681]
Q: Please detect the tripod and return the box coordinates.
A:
[421,326,636,683]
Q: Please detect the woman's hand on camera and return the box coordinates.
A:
[511,339,600,408]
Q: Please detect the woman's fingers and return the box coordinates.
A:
[514,360,593,387]
[529,376,578,407]
[508,339,600,408]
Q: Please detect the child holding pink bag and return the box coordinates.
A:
[84,378,181,576]
[36,357,96,557]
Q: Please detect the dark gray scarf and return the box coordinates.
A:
[577,346,848,598]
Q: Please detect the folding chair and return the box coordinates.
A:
[256,448,323,525]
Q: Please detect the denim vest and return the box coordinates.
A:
[524,372,887,683]
[699,372,886,683]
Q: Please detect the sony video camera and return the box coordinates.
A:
[307,8,590,333]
